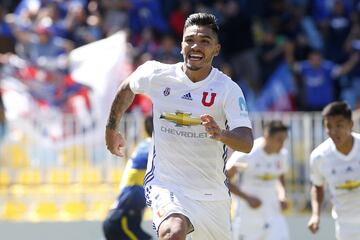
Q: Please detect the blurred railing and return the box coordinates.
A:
[0,110,359,221]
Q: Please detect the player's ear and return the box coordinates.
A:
[214,43,221,56]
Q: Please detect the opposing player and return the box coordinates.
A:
[308,101,360,240]
[103,115,153,240]
[226,120,290,240]
[105,13,253,240]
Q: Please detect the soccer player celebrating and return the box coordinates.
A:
[308,101,360,240]
[226,120,290,240]
[105,13,253,240]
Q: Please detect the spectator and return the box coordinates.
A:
[324,0,352,63]
[220,1,261,92]
[153,33,182,64]
[0,5,15,54]
[287,47,359,111]
[101,0,131,36]
[0,87,6,144]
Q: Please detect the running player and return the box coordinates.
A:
[105,13,253,240]
[308,101,360,240]
[103,115,153,240]
[226,120,290,240]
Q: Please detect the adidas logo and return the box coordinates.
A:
[181,93,193,100]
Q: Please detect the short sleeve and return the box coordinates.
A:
[129,61,156,94]
[309,153,325,186]
[280,149,289,174]
[223,82,252,130]
[226,151,248,169]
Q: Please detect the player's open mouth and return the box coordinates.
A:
[188,53,203,61]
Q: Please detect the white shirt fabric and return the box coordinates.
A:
[310,133,360,224]
[227,137,289,219]
[129,60,252,201]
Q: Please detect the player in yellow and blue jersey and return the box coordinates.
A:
[103,115,153,240]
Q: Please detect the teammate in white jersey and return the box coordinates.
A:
[226,120,290,240]
[105,13,253,240]
[308,101,360,240]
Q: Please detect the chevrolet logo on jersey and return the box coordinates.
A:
[256,173,276,181]
[160,112,202,126]
[335,180,360,190]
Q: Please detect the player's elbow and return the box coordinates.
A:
[231,127,253,153]
[240,131,253,153]
[242,139,253,153]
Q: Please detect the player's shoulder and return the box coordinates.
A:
[138,60,177,75]
[248,137,264,154]
[145,60,177,71]
[279,147,289,157]
[352,132,360,141]
[310,138,333,161]
[213,67,238,87]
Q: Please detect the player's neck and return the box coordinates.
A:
[263,143,278,154]
[336,136,354,155]
[182,64,212,82]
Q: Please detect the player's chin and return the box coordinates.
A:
[186,62,202,71]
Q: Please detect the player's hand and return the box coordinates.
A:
[105,127,126,157]
[279,198,288,211]
[307,214,320,234]
[200,114,222,140]
[246,195,262,209]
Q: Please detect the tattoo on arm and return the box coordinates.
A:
[106,115,118,130]
[106,81,135,130]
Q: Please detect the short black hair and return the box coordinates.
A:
[322,101,352,121]
[184,13,219,36]
[264,120,289,136]
[144,115,153,137]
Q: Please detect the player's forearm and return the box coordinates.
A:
[277,175,287,200]
[220,127,253,153]
[338,53,359,76]
[228,182,248,200]
[106,80,135,130]
[310,185,324,217]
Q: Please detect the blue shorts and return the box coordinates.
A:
[103,186,152,240]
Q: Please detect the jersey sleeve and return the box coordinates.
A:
[226,150,248,168]
[223,82,252,130]
[128,61,156,94]
[280,149,289,174]
[309,152,325,186]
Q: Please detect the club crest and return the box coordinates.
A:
[163,87,170,96]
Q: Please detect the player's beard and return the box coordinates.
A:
[186,63,201,71]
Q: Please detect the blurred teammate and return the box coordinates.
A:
[103,115,153,240]
[105,13,253,240]
[308,101,360,240]
[226,120,290,240]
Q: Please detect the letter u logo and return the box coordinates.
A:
[202,92,216,107]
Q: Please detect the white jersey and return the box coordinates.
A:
[129,60,251,201]
[227,137,288,218]
[310,133,360,223]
